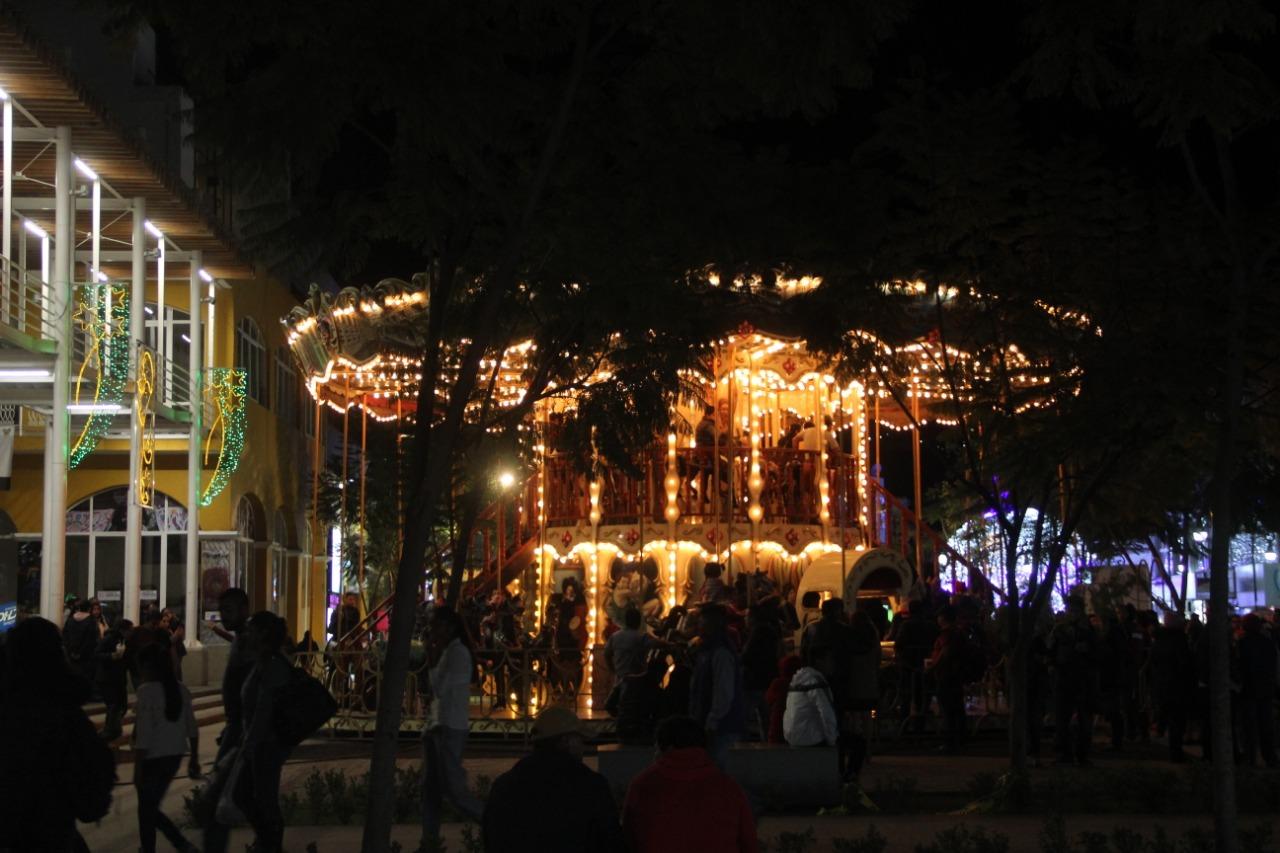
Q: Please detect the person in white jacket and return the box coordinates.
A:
[783,663,840,747]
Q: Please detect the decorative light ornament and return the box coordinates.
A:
[71,283,130,467]
[135,346,157,507]
[200,367,247,505]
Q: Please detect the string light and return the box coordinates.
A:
[70,284,130,467]
[200,368,247,505]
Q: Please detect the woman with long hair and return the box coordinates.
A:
[132,643,199,853]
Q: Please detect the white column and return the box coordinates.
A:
[39,126,72,620]
[124,198,146,623]
[186,251,202,643]
[2,96,11,278]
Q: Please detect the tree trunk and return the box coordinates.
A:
[1006,637,1030,774]
[1206,270,1245,853]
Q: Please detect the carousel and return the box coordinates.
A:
[283,276,1066,724]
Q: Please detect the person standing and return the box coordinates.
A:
[1048,596,1100,766]
[740,602,783,740]
[0,618,116,852]
[327,592,361,644]
[132,644,200,853]
[1237,613,1278,767]
[926,605,967,753]
[893,600,937,732]
[483,707,624,852]
[62,600,99,688]
[623,715,758,853]
[689,603,746,769]
[420,606,485,850]
[1149,612,1195,762]
[94,618,134,742]
[233,612,294,853]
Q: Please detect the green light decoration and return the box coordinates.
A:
[70,284,130,468]
[200,367,247,506]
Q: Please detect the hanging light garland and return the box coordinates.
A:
[70,283,130,468]
[200,367,247,505]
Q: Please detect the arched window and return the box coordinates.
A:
[236,317,268,405]
[270,509,292,615]
[63,487,188,623]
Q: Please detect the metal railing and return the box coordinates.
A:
[0,256,58,347]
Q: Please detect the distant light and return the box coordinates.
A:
[143,220,163,240]
[143,305,154,316]
[95,270,108,283]
[23,219,47,239]
[1193,531,1209,543]
[497,471,516,490]
[937,553,949,567]
[0,87,9,101]
[181,333,191,344]
[1266,552,1278,562]
[198,268,213,283]
[73,158,98,181]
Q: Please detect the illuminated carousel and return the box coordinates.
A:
[283,276,1083,730]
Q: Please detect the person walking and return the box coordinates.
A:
[93,618,134,742]
[233,611,294,853]
[893,600,936,732]
[0,617,115,852]
[689,603,747,769]
[201,587,253,853]
[1148,612,1195,762]
[1048,596,1100,766]
[132,644,200,853]
[483,707,624,852]
[623,715,758,853]
[1237,613,1278,767]
[420,606,485,850]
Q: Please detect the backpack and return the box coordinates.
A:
[272,665,338,747]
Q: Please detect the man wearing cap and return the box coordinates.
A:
[482,706,624,852]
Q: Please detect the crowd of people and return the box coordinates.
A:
[0,589,304,853]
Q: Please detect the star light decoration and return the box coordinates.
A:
[70,283,130,468]
[200,368,247,506]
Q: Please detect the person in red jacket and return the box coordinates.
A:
[623,715,758,853]
[765,654,803,744]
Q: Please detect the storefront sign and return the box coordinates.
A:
[96,590,122,602]
[0,601,16,633]
[140,589,159,602]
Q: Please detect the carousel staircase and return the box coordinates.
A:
[866,480,986,594]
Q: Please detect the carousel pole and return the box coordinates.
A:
[712,341,722,560]
[746,350,763,604]
[359,396,367,593]
[911,391,924,582]
[342,379,351,605]
[838,385,847,593]
[873,393,881,547]
[311,398,323,638]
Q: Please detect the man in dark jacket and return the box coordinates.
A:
[689,603,746,769]
[483,707,624,852]
[926,605,967,753]
[62,600,100,688]
[1237,614,1278,767]
[893,600,937,731]
[1048,596,1100,766]
[327,592,361,644]
[1148,612,1195,762]
[93,618,134,741]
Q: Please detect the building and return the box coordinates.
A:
[0,8,322,673]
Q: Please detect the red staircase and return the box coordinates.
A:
[866,479,987,595]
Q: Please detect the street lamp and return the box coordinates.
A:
[497,470,516,490]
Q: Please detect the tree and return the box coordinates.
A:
[1023,4,1280,848]
[116,3,909,849]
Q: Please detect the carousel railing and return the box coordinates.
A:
[866,479,982,589]
[292,642,607,742]
[544,446,865,530]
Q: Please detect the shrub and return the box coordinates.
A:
[762,828,817,853]
[916,825,1010,853]
[834,825,889,853]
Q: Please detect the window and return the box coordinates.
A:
[236,317,268,405]
[274,348,299,430]
[144,303,192,406]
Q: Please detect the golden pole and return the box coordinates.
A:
[359,396,367,592]
[310,398,322,639]
[341,379,350,602]
[912,392,924,581]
